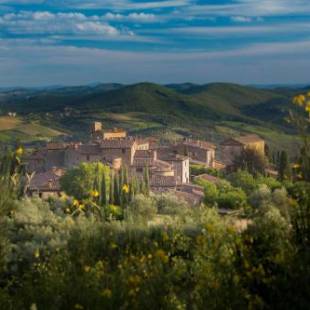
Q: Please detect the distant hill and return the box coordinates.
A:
[0,82,307,155]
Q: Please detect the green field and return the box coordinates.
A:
[0,116,65,144]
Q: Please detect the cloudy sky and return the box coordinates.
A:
[0,0,310,86]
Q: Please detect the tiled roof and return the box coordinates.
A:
[29,169,64,191]
[100,138,136,149]
[150,175,177,188]
[222,135,264,146]
[78,144,101,155]
[133,157,153,167]
[194,173,221,184]
[182,139,216,150]
[152,159,173,171]
[235,134,264,144]
[134,150,154,158]
[47,143,68,150]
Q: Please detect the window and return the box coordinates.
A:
[86,155,90,161]
[122,149,126,154]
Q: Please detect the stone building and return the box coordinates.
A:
[173,139,216,168]
[157,153,190,185]
[100,138,137,165]
[220,134,265,165]
[91,121,127,141]
[28,167,64,199]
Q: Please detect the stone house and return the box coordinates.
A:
[173,139,216,168]
[221,134,265,165]
[91,121,127,141]
[157,153,190,185]
[28,168,64,199]
[100,138,137,165]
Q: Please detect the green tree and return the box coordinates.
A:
[100,170,107,206]
[233,148,267,176]
[59,162,110,200]
[278,150,291,181]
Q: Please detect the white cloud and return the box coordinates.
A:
[168,22,310,36]
[0,11,128,36]
[230,16,263,23]
[1,37,310,87]
[104,12,157,23]
[187,0,310,17]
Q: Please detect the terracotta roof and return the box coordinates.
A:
[78,144,101,155]
[29,168,65,192]
[159,153,189,162]
[100,138,136,149]
[222,135,264,146]
[47,143,68,150]
[133,157,153,167]
[194,173,221,184]
[134,150,154,159]
[182,139,216,150]
[150,175,177,188]
[152,160,173,171]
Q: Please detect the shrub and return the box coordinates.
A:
[155,193,189,215]
[60,162,110,200]
[125,194,157,221]
[217,188,247,210]
[227,170,257,194]
[202,181,219,206]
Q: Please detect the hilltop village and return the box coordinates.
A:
[25,122,266,203]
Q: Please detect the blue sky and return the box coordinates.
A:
[0,0,310,86]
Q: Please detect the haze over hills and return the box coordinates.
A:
[0,82,305,155]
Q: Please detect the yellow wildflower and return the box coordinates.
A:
[84,265,91,273]
[90,190,99,198]
[34,249,40,258]
[74,304,84,310]
[15,147,23,156]
[79,204,85,211]
[101,288,112,298]
[155,249,169,263]
[73,199,79,207]
[122,184,129,193]
[293,94,306,106]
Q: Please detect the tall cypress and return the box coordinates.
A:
[109,170,115,205]
[278,150,291,181]
[100,170,107,206]
[114,172,120,205]
[143,166,150,196]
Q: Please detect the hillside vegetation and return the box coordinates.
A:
[0,82,303,154]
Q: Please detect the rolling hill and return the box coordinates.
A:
[0,82,306,155]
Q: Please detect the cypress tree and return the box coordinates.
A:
[109,170,115,205]
[144,166,150,196]
[114,172,120,205]
[100,170,107,206]
[278,150,291,181]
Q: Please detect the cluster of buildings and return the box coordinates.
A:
[26,122,265,203]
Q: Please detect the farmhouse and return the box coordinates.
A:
[220,134,265,165]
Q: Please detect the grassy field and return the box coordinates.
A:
[0,116,65,144]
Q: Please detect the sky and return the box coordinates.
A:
[0,0,310,87]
